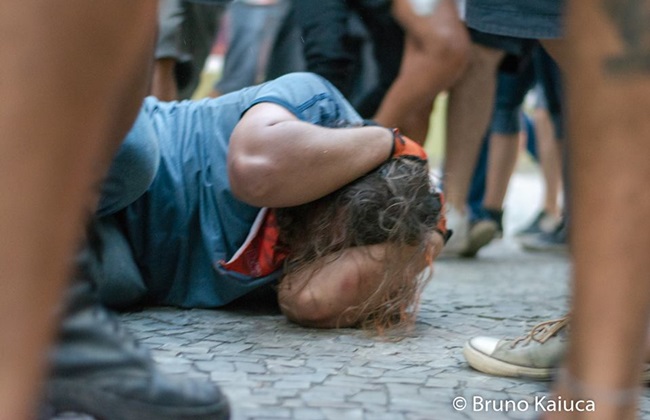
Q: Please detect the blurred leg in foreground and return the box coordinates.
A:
[0,1,156,418]
[551,1,650,418]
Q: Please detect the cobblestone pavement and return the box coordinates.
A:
[53,174,650,419]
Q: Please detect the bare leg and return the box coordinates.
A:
[482,132,520,210]
[444,43,504,210]
[546,1,650,418]
[374,0,470,143]
[533,107,563,218]
[151,58,180,101]
[0,1,156,418]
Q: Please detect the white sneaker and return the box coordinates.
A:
[464,316,650,383]
[463,317,569,380]
[440,204,469,256]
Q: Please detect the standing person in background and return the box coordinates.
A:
[374,0,470,144]
[465,46,565,251]
[462,2,650,418]
[151,0,230,100]
[211,0,304,97]
[292,0,405,118]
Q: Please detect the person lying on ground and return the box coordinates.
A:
[96,72,448,331]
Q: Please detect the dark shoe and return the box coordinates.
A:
[519,221,568,253]
[460,218,497,258]
[481,207,504,238]
[43,224,230,420]
[515,210,561,238]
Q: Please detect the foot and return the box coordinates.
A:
[442,204,496,257]
[43,224,230,420]
[482,208,504,238]
[519,221,568,253]
[440,204,470,256]
[460,218,498,258]
[516,210,561,238]
[463,317,570,380]
[464,316,650,385]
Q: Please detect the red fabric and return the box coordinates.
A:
[220,210,288,278]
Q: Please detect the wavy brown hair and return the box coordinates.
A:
[275,156,442,332]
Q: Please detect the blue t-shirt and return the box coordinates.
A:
[120,72,362,308]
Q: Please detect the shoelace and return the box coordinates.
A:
[510,316,570,348]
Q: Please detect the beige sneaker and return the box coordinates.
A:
[440,204,469,256]
[464,316,650,382]
[463,317,569,380]
[460,219,497,258]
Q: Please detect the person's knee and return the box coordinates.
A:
[406,21,470,93]
[427,21,471,70]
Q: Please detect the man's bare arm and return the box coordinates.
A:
[278,233,444,329]
[228,102,394,208]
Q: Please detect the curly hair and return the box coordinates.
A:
[275,156,442,332]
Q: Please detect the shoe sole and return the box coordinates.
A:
[460,222,497,258]
[464,342,650,383]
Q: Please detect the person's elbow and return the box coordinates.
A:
[279,286,354,329]
[228,152,277,207]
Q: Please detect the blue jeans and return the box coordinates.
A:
[467,47,564,219]
[214,0,303,94]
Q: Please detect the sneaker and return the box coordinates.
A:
[440,204,470,256]
[463,317,569,380]
[460,218,498,258]
[464,316,650,383]
[519,221,568,253]
[516,210,561,238]
[483,208,504,238]
[443,204,497,258]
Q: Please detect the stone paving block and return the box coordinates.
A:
[349,390,388,405]
[345,366,386,378]
[321,407,364,420]
[374,375,427,385]
[323,376,385,390]
[289,407,327,420]
[235,361,268,374]
[184,352,216,361]
[195,360,235,372]
[274,381,312,390]
[383,383,422,396]
[267,364,318,375]
[210,370,248,383]
[368,411,406,420]
[211,343,254,354]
